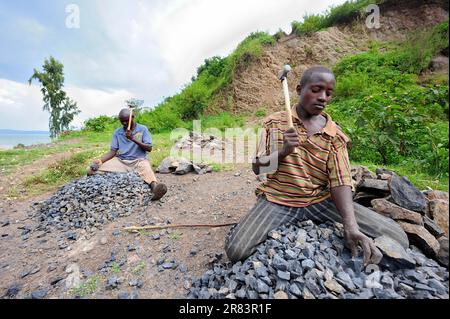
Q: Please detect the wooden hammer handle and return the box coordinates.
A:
[282,79,297,153]
[282,79,293,127]
[127,108,133,131]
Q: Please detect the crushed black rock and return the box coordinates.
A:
[188,220,449,299]
[29,173,152,233]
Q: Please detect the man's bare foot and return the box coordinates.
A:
[150,182,167,201]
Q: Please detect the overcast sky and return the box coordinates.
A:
[0,0,348,130]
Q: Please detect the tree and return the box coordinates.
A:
[29,56,80,138]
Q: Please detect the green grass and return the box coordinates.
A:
[227,32,275,76]
[0,142,85,175]
[149,132,175,169]
[110,262,121,274]
[136,230,152,237]
[168,231,182,241]
[329,21,449,180]
[73,32,274,134]
[187,112,245,131]
[70,274,101,298]
[210,163,236,172]
[14,149,106,196]
[3,130,177,198]
[291,0,387,35]
[59,129,113,144]
[255,108,267,118]
[132,261,146,276]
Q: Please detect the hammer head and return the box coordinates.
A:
[278,64,292,81]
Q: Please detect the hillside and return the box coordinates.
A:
[92,0,447,134]
[208,0,449,116]
[116,0,448,185]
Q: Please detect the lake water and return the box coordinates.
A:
[0,133,52,150]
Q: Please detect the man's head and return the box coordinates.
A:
[118,108,135,130]
[296,66,336,116]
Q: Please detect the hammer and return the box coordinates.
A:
[279,65,297,153]
[127,103,135,131]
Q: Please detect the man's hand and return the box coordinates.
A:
[90,159,102,172]
[279,128,300,158]
[125,130,134,141]
[344,226,383,266]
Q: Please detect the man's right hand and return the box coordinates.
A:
[279,128,300,158]
[90,159,102,171]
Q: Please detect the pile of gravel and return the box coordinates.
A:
[188,220,449,299]
[30,173,152,232]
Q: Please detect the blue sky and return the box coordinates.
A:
[0,0,347,130]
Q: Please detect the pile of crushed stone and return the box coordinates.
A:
[188,220,449,299]
[30,173,152,232]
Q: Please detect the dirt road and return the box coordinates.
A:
[0,163,260,299]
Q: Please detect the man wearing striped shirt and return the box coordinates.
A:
[225,66,400,266]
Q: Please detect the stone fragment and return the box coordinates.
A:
[274,291,288,299]
[371,199,423,225]
[429,200,449,237]
[324,279,345,295]
[358,179,390,192]
[437,237,449,267]
[389,175,427,213]
[31,288,48,299]
[424,216,446,238]
[374,235,416,269]
[398,222,440,258]
[425,190,449,201]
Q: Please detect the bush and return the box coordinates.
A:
[328,22,449,177]
[136,105,186,133]
[196,56,227,80]
[326,0,371,26]
[175,81,212,120]
[83,115,117,132]
[227,32,275,76]
[292,14,325,35]
[274,29,286,41]
[416,122,449,178]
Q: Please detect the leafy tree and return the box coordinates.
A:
[29,56,80,138]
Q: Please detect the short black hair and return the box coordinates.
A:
[299,66,334,88]
[119,108,132,118]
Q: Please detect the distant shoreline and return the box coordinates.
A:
[0,129,49,135]
[0,132,51,150]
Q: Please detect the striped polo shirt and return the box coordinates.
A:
[255,106,353,207]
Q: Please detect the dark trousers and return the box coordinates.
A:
[224,195,408,262]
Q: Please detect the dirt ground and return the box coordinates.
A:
[0,160,260,299]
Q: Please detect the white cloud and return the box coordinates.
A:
[0,79,48,130]
[63,0,347,93]
[1,0,350,130]
[66,85,134,127]
[0,79,133,130]
[153,0,347,85]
